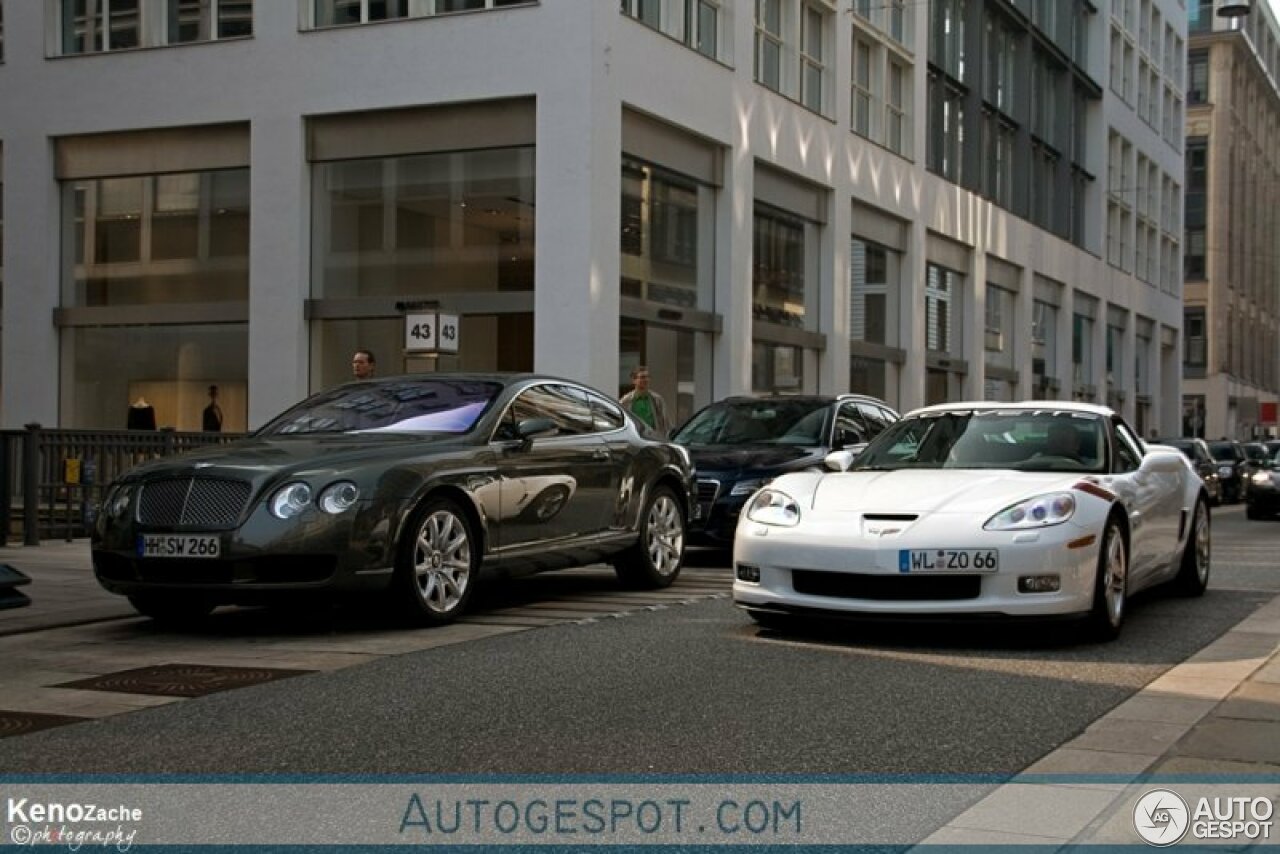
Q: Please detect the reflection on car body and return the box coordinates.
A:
[1152,437,1223,506]
[91,374,695,626]
[672,394,899,546]
[734,402,1211,641]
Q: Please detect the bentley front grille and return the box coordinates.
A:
[138,478,251,528]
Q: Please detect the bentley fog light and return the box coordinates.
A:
[318,481,360,514]
[745,489,800,527]
[270,482,312,519]
[985,492,1076,530]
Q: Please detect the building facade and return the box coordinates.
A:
[0,0,1185,435]
[1181,0,1280,440]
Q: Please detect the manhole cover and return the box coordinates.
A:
[56,663,313,698]
[0,711,87,738]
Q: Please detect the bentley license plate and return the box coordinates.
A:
[137,534,220,559]
[899,548,998,573]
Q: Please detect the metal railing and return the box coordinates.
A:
[0,425,245,546]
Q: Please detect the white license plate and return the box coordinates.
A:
[899,548,998,573]
[137,534,221,559]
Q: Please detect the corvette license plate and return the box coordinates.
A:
[899,548,998,573]
[137,534,220,559]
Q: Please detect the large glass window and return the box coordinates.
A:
[1032,299,1059,398]
[620,0,723,60]
[1183,307,1206,372]
[754,0,834,115]
[753,202,816,394]
[850,239,898,347]
[311,146,535,387]
[985,284,1015,371]
[1072,310,1095,397]
[925,263,962,356]
[313,0,526,27]
[62,323,248,431]
[60,0,252,53]
[65,168,249,306]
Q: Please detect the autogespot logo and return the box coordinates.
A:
[1134,789,1190,846]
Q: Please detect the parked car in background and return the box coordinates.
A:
[672,394,899,547]
[1152,437,1223,506]
[1206,440,1248,503]
[733,402,1211,641]
[1264,439,1280,458]
[1241,442,1270,497]
[1246,448,1280,520]
[92,374,695,625]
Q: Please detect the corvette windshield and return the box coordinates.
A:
[672,399,830,446]
[854,410,1107,473]
[257,380,503,435]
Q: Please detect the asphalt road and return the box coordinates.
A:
[0,504,1272,777]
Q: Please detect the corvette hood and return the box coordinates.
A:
[810,469,1080,516]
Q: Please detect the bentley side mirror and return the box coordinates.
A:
[515,417,557,445]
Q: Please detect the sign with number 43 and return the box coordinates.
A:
[405,313,460,354]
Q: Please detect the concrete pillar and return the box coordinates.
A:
[533,8,620,395]
[246,113,309,429]
[714,125,754,398]
[899,221,927,411]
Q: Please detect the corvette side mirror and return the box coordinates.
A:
[824,450,856,472]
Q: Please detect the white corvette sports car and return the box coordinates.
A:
[733,402,1211,640]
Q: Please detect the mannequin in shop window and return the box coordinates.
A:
[203,385,223,432]
[127,397,157,430]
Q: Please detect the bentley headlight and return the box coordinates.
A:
[318,481,360,514]
[745,488,800,527]
[985,492,1076,530]
[270,482,312,519]
[106,484,133,520]
[731,478,769,497]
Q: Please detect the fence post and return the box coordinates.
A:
[0,434,10,547]
[23,423,41,547]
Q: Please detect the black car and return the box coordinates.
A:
[1247,449,1280,519]
[1206,439,1248,503]
[92,374,695,624]
[671,394,899,546]
[1153,437,1223,506]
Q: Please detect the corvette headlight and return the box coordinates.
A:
[731,478,769,497]
[270,482,312,519]
[985,492,1076,530]
[745,488,800,527]
[318,481,360,514]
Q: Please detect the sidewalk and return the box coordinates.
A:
[2,538,1278,846]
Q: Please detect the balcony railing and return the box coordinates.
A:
[0,425,244,546]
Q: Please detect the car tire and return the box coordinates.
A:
[1173,498,1210,597]
[127,592,214,624]
[1246,504,1266,520]
[1085,517,1128,642]
[614,484,685,589]
[395,497,478,625]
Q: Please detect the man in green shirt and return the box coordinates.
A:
[619,365,671,439]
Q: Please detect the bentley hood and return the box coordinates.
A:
[120,433,468,481]
[808,469,1081,516]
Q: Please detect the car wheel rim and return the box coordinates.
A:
[412,509,471,614]
[645,495,684,578]
[1194,508,1210,583]
[1104,526,1126,626]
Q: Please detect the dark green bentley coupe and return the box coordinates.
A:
[92,374,694,624]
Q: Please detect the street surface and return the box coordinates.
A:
[0,504,1274,779]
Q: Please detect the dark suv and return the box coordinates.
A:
[672,394,899,546]
[1206,439,1248,503]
